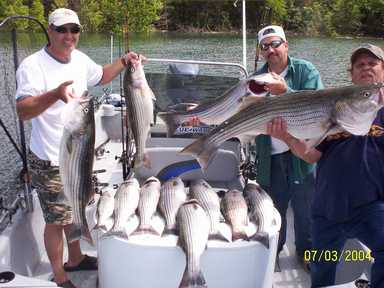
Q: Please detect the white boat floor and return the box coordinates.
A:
[272,205,311,288]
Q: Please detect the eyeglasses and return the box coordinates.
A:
[51,25,81,34]
[260,40,284,51]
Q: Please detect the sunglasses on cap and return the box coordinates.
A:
[51,25,81,34]
[260,39,284,51]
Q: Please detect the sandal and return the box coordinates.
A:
[64,255,98,272]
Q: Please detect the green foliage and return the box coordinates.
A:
[332,0,362,35]
[29,0,47,30]
[359,0,384,36]
[0,0,383,36]
[266,0,287,21]
[0,0,29,29]
[95,0,163,33]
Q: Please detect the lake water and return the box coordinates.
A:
[1,31,383,203]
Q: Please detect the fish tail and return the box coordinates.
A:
[232,230,248,242]
[132,225,160,236]
[66,224,93,245]
[250,231,270,249]
[208,230,231,242]
[180,137,218,171]
[102,230,129,240]
[162,227,178,236]
[93,224,107,231]
[134,152,151,169]
[158,113,180,136]
[179,268,207,288]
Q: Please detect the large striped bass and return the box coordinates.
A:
[158,73,272,135]
[177,200,210,288]
[59,94,95,244]
[123,55,155,168]
[181,83,384,169]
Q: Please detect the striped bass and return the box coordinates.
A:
[220,189,249,241]
[95,191,115,231]
[108,178,140,239]
[59,94,95,244]
[158,177,187,235]
[133,176,161,235]
[123,55,155,168]
[158,73,272,135]
[181,83,384,169]
[243,182,275,233]
[189,179,229,241]
[177,200,210,288]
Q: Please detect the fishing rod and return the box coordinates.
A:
[120,13,133,180]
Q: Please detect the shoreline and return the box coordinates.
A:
[152,26,384,41]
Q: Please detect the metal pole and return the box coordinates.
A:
[110,33,114,93]
[242,0,247,71]
[11,28,33,213]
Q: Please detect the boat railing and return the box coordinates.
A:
[147,58,248,78]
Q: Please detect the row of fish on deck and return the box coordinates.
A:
[95,177,277,245]
[95,176,277,288]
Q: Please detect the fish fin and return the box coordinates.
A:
[179,268,207,288]
[250,231,270,249]
[158,112,180,136]
[179,137,218,171]
[238,95,263,111]
[65,134,73,154]
[303,124,342,152]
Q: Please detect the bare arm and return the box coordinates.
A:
[16,80,74,121]
[266,117,322,164]
[99,52,140,85]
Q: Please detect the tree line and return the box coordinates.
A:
[0,0,383,37]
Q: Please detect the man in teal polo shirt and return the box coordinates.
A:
[252,25,324,271]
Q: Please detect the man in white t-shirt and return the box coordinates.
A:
[15,8,140,288]
[252,25,324,272]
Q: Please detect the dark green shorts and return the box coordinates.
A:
[28,152,72,225]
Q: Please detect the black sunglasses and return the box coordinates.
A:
[260,40,284,51]
[51,25,81,34]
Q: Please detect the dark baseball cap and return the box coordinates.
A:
[351,43,384,64]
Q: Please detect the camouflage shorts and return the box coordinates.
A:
[28,152,73,225]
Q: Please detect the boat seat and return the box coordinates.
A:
[134,137,243,189]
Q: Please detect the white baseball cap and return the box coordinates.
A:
[48,8,80,27]
[258,25,286,44]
